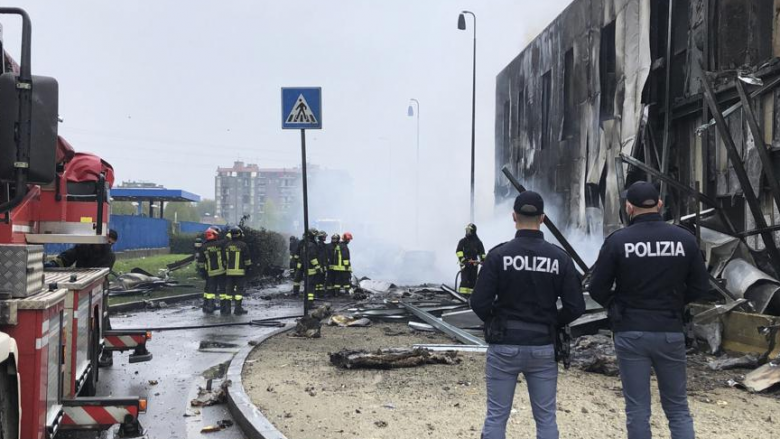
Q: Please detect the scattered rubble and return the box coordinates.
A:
[707,354,759,371]
[190,380,230,407]
[328,314,371,327]
[743,360,780,392]
[292,315,322,338]
[329,347,459,369]
[571,334,619,376]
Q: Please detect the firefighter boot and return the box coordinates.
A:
[220,299,232,315]
[233,299,248,315]
[203,299,216,314]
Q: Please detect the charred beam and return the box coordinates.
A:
[614,156,628,225]
[619,154,718,207]
[737,224,780,239]
[735,81,780,213]
[696,75,780,135]
[699,62,780,276]
[659,0,674,211]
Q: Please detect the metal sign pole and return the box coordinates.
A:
[300,128,310,316]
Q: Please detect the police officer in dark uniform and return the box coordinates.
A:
[472,191,585,439]
[589,181,710,439]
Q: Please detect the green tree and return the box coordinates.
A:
[260,198,280,231]
[163,202,199,222]
[111,201,139,216]
[196,199,216,218]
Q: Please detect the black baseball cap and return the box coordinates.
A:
[625,181,659,208]
[514,191,544,216]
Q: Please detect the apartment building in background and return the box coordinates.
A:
[215,161,302,227]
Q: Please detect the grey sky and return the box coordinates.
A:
[4,1,570,276]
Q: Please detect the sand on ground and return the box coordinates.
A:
[242,323,779,439]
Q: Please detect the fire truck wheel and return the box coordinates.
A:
[0,360,20,439]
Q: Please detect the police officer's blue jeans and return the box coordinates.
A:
[482,344,558,439]
[614,331,694,439]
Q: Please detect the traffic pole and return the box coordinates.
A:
[300,128,310,316]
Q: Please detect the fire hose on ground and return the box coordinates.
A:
[116,314,304,332]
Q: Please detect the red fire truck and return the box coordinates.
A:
[0,8,151,439]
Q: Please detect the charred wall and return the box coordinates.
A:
[495,0,651,234]
[496,0,780,259]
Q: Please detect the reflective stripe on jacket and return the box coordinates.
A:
[225,240,252,276]
[198,239,226,276]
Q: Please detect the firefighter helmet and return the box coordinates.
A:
[343,232,353,242]
[331,234,341,242]
[466,223,477,235]
[308,228,319,238]
[205,228,219,241]
[230,226,243,240]
[318,231,327,242]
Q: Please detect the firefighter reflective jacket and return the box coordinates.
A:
[297,239,322,275]
[289,238,300,268]
[198,239,226,277]
[225,239,252,276]
[329,243,351,271]
[456,236,486,267]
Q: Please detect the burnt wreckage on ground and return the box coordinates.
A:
[495,0,780,315]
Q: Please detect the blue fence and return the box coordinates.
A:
[44,215,170,255]
[111,215,169,251]
[179,221,211,234]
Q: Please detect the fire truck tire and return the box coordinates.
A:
[0,360,20,439]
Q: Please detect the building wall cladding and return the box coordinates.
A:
[495,0,780,247]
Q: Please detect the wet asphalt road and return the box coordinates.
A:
[64,283,301,439]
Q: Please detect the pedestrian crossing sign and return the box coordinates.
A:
[281,87,322,129]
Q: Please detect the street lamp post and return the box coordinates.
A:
[408,99,420,245]
[458,11,476,224]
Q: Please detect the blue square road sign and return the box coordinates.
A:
[281,87,322,130]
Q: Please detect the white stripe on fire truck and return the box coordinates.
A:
[11,224,32,233]
[64,407,96,425]
[119,335,138,346]
[64,406,131,425]
[102,406,132,422]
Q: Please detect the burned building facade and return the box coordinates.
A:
[495,0,780,269]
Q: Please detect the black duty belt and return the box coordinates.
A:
[506,320,549,334]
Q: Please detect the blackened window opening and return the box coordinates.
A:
[516,85,524,139]
[541,70,552,150]
[563,48,576,139]
[600,20,617,120]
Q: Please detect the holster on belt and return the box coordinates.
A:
[607,301,624,326]
[484,315,507,344]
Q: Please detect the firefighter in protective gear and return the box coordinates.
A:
[197,227,226,313]
[223,226,252,315]
[292,233,305,295]
[315,231,329,298]
[342,232,353,294]
[456,223,486,295]
[298,229,323,304]
[289,236,300,271]
[327,234,342,296]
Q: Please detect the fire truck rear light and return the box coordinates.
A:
[139,398,148,413]
[145,331,152,341]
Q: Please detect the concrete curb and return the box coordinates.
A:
[108,292,202,314]
[227,324,295,439]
